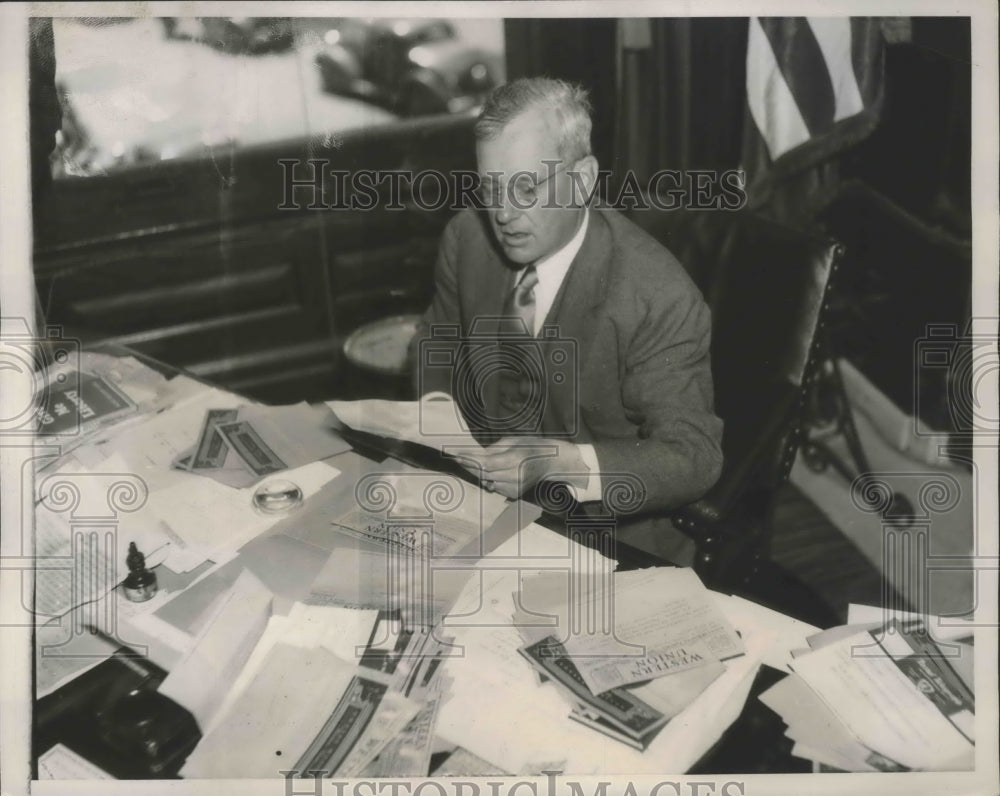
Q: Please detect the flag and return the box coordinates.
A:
[743,17,888,210]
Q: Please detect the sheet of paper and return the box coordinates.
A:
[515,567,742,694]
[148,460,341,560]
[437,597,769,775]
[445,520,617,625]
[435,524,764,774]
[628,649,727,712]
[205,604,380,735]
[760,673,893,772]
[789,631,975,770]
[33,451,172,619]
[38,744,114,780]
[284,602,380,663]
[719,594,821,672]
[327,397,485,454]
[329,464,508,558]
[33,504,117,619]
[182,643,360,778]
[846,602,974,641]
[306,546,455,629]
[790,741,865,772]
[158,569,273,729]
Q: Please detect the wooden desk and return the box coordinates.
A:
[32,351,838,778]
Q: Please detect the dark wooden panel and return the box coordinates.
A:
[39,158,228,253]
[69,264,296,328]
[35,113,478,402]
[332,236,436,289]
[38,113,476,254]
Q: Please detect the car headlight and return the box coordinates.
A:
[459,63,492,93]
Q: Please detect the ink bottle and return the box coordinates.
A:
[122,542,158,602]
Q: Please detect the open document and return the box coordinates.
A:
[327,396,484,454]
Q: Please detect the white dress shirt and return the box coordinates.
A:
[514,209,603,502]
[423,208,603,502]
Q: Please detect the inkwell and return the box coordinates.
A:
[122,541,157,602]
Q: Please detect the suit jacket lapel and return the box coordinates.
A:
[542,211,611,437]
[468,213,519,436]
[469,215,518,327]
[466,210,611,440]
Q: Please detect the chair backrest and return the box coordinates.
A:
[630,207,842,498]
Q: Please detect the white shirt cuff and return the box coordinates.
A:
[572,443,603,503]
[420,391,454,402]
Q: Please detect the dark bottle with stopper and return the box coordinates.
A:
[122,542,157,602]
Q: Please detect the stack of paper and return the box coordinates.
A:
[181,605,452,778]
[512,567,743,750]
[760,611,976,771]
[173,403,350,488]
[435,528,778,774]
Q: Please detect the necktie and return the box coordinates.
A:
[494,266,543,433]
[504,266,539,336]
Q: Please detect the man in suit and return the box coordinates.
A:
[412,77,722,564]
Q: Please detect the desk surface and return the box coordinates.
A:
[32,350,836,779]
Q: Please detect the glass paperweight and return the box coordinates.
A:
[252,479,304,515]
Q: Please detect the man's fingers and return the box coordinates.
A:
[454,455,482,472]
[483,475,522,499]
[479,454,522,474]
[486,436,522,452]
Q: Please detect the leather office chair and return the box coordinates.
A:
[629,207,844,590]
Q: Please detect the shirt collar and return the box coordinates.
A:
[528,207,590,285]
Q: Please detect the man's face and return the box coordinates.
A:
[476,107,593,266]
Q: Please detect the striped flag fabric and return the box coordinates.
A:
[745,17,886,183]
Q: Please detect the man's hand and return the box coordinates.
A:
[456,437,590,499]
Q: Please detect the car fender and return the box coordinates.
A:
[397,68,451,116]
[316,45,363,93]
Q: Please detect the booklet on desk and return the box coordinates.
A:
[33,352,187,465]
[514,567,743,695]
[174,403,350,489]
[519,635,675,747]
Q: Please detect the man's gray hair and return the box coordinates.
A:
[474,77,593,162]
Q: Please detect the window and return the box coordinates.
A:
[51,16,506,179]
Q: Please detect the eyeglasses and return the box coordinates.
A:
[476,162,571,208]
